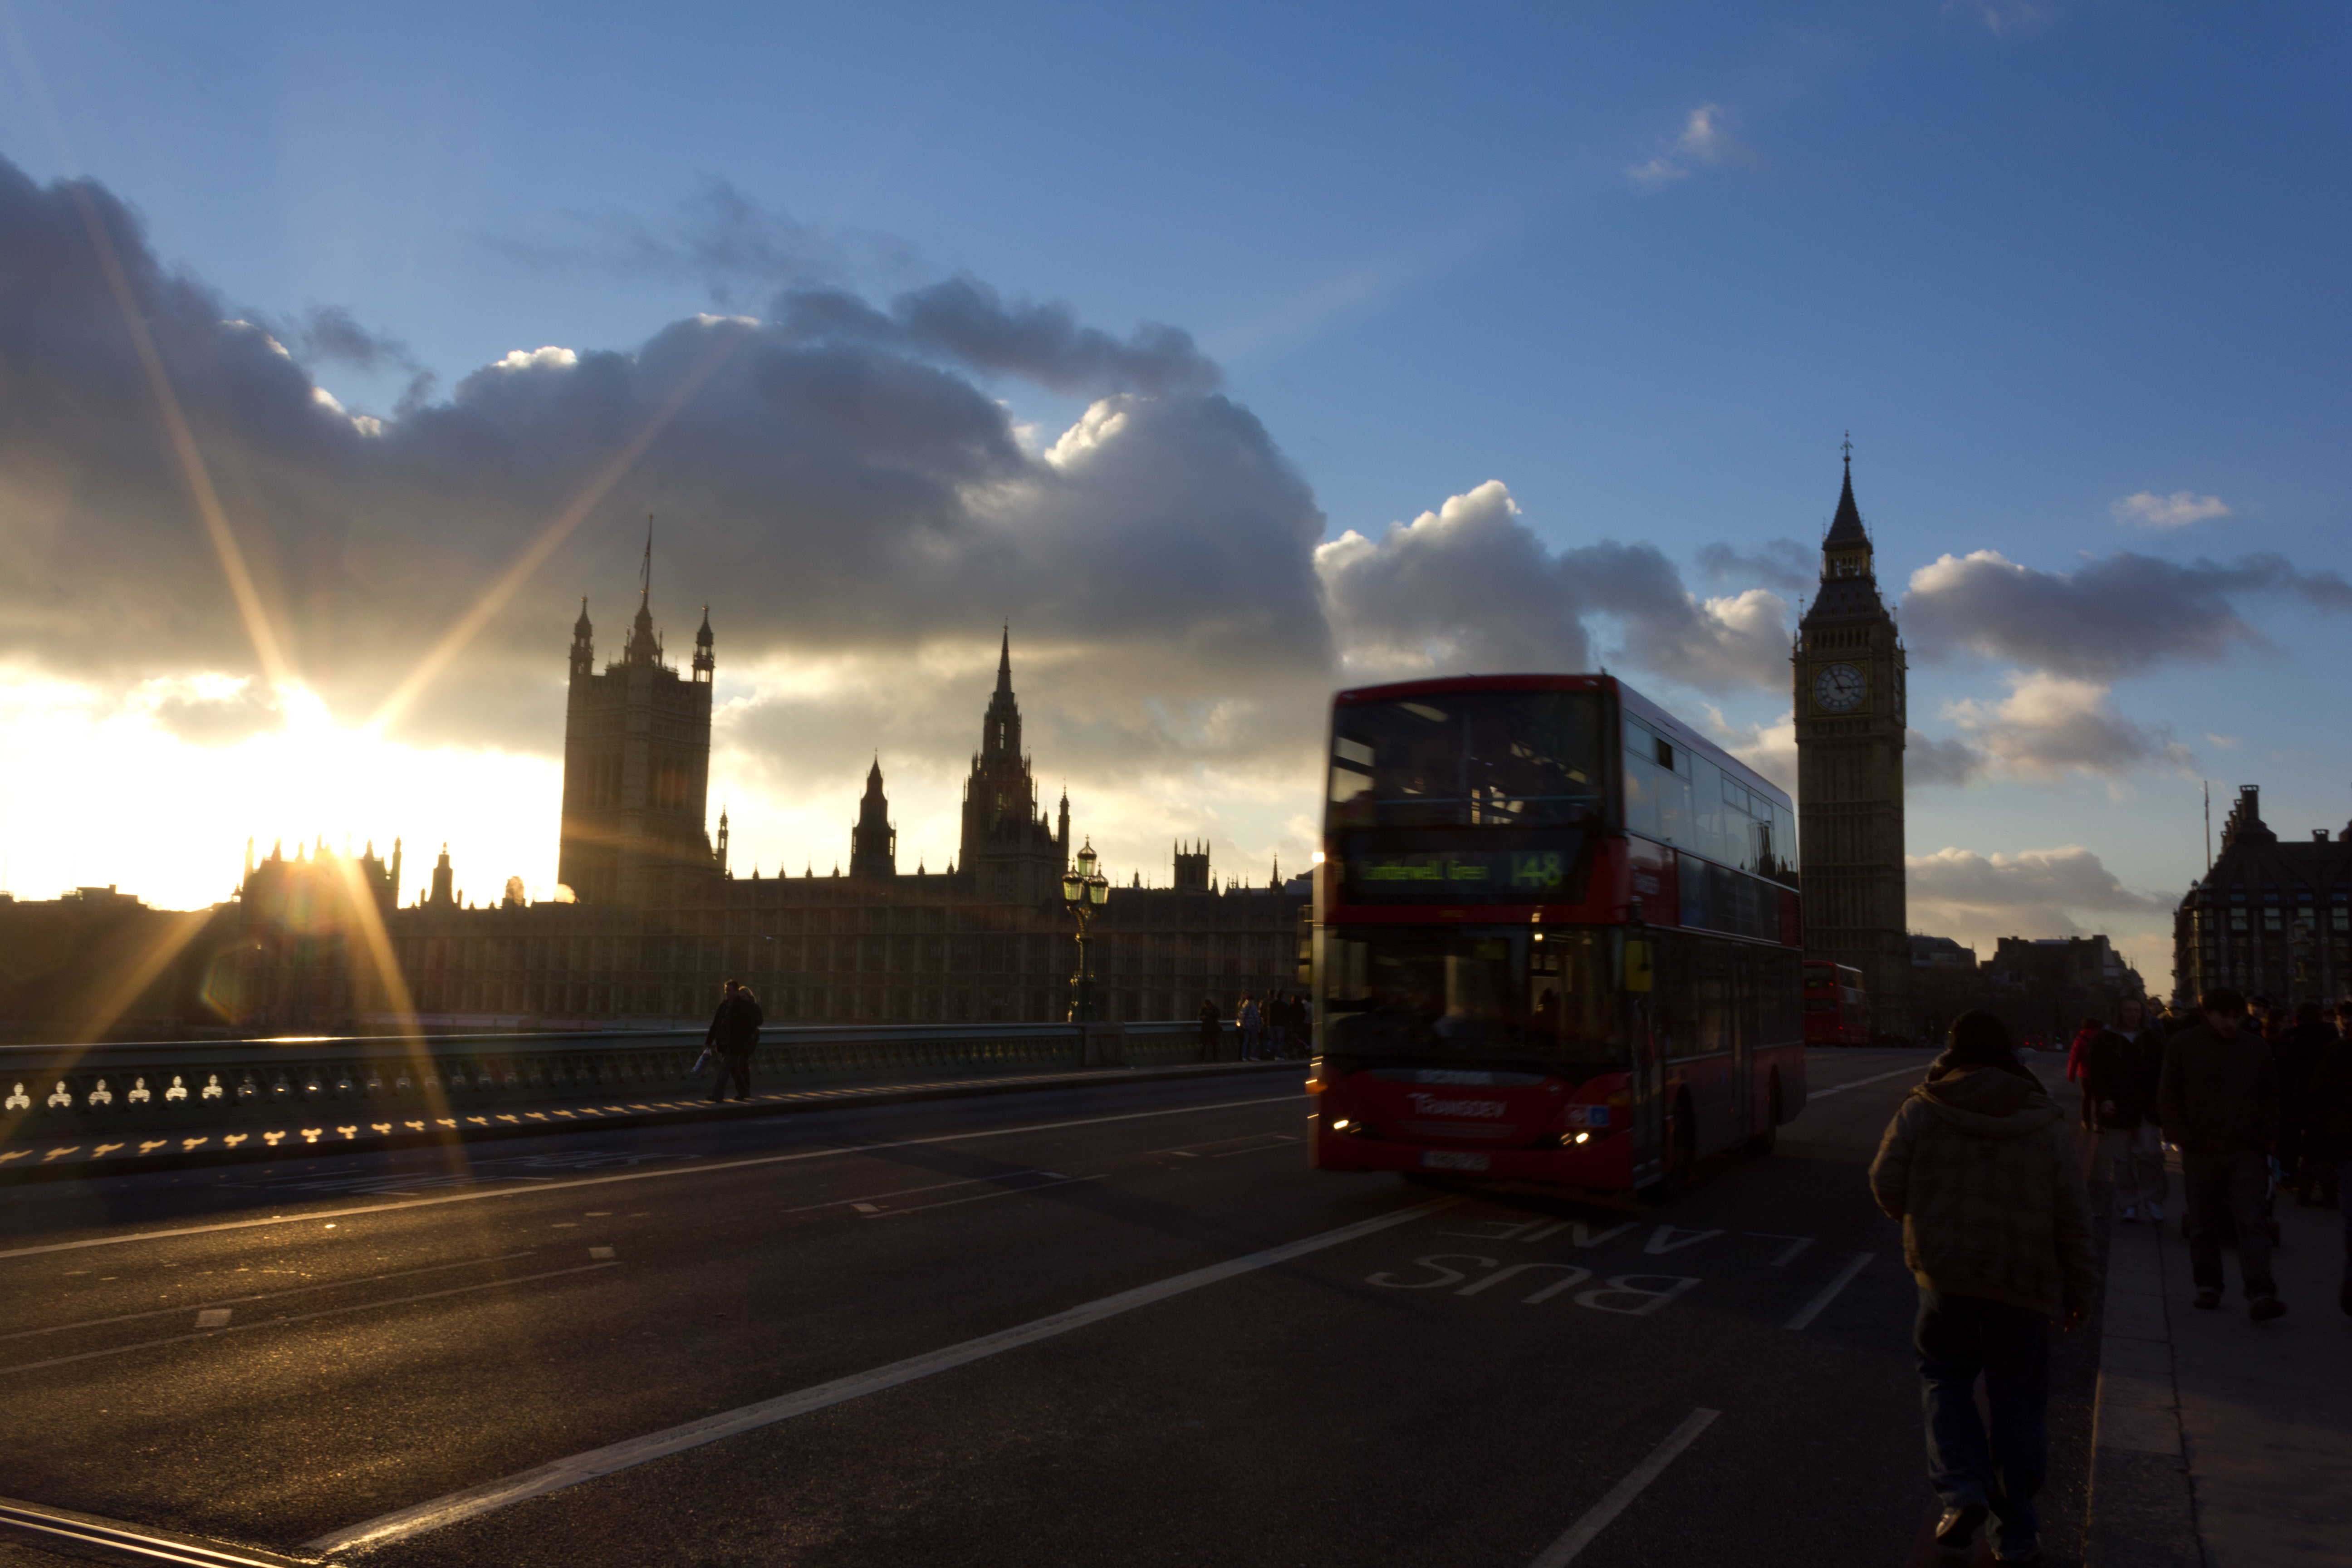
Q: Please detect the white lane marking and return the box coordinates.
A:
[780,1172,1048,1216]
[588,1247,614,1260]
[5,1263,618,1375]
[193,1308,230,1328]
[1784,1252,1875,1330]
[1641,1226,1721,1256]
[858,1174,1096,1218]
[1748,1233,1814,1267]
[0,1093,1306,1263]
[1808,1064,1926,1098]
[0,1252,541,1343]
[307,1196,1456,1555]
[1528,1407,1721,1567]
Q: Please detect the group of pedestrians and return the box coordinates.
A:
[1225,991,1309,1060]
[1871,985,2352,1564]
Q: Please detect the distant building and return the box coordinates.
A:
[1793,454,1912,1035]
[1982,935,2146,1045]
[347,576,1305,1032]
[2172,784,2351,1006]
[0,884,217,1043]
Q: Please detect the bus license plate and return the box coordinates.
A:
[1421,1150,1491,1172]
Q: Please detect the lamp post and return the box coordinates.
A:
[1061,838,1111,1022]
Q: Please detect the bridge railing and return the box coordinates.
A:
[0,1020,1240,1144]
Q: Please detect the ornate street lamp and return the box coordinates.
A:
[1061,838,1111,1022]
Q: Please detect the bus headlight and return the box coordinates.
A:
[1331,1118,1351,1132]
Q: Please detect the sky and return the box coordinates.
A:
[0,0,2346,990]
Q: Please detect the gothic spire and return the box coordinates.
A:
[1824,442,1868,550]
[996,624,1013,695]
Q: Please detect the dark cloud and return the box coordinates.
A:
[295,305,416,374]
[1906,730,1984,788]
[0,155,1298,767]
[1316,481,1789,691]
[1698,538,1812,595]
[773,278,1222,397]
[1903,548,2352,678]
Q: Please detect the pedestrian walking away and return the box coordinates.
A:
[2159,986,2285,1319]
[2082,999,2166,1223]
[1870,1009,2096,1566]
[2279,1002,2335,1204]
[705,978,764,1102]
[1267,990,1290,1060]
[1237,993,1264,1061]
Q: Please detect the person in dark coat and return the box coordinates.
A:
[1869,1010,2095,1564]
[2159,987,2284,1319]
[2300,1015,2352,1313]
[2279,1003,2336,1202]
[705,979,764,1102]
[2082,998,2166,1222]
[1197,996,1223,1059]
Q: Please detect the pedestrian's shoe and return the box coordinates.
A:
[2249,1295,2287,1322]
[2120,1206,2137,1222]
[1933,1503,1987,1550]
[2193,1289,2222,1310]
[2147,1202,2165,1223]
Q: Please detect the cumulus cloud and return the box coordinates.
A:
[1628,103,1744,188]
[1315,480,1790,691]
[1943,671,2192,782]
[1903,548,2352,680]
[1908,845,2173,948]
[2111,490,2230,529]
[0,154,1307,778]
[1698,538,1813,595]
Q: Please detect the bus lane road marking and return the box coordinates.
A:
[0,1092,1306,1264]
[305,1195,1456,1556]
[1366,1255,1700,1314]
[1807,1063,1928,1098]
[1527,1407,1722,1567]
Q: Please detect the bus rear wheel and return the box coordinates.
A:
[1744,1073,1782,1156]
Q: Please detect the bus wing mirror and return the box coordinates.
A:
[1623,940,1654,993]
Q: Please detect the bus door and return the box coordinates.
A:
[1621,931,1666,1185]
[1730,952,1755,1139]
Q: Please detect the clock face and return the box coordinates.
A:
[1813,662,1866,713]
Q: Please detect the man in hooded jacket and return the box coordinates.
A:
[1871,1010,2096,1566]
[2160,986,2283,1318]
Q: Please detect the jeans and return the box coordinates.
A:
[710,1049,750,1101]
[1916,1288,2049,1561]
[2184,1148,2276,1298]
[2102,1124,2166,1210]
[1241,1026,1264,1060]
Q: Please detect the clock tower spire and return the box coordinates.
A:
[1793,446,1911,1036]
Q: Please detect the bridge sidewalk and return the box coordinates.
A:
[2087,1166,2352,1566]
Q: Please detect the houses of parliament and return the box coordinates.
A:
[223,575,1306,1033]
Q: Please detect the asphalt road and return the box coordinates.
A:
[0,1047,2100,1568]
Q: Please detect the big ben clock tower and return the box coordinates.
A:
[1793,444,1911,1036]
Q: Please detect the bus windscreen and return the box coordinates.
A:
[1328,690,1605,830]
[1320,924,1629,1071]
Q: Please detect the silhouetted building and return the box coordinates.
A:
[2172,784,2351,1005]
[1793,453,1912,1034]
[555,563,719,906]
[850,760,897,879]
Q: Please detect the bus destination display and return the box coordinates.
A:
[1338,832,1591,904]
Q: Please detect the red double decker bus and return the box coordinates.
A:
[1803,960,1870,1045]
[1308,674,1807,1199]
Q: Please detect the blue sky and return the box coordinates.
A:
[0,0,2345,987]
